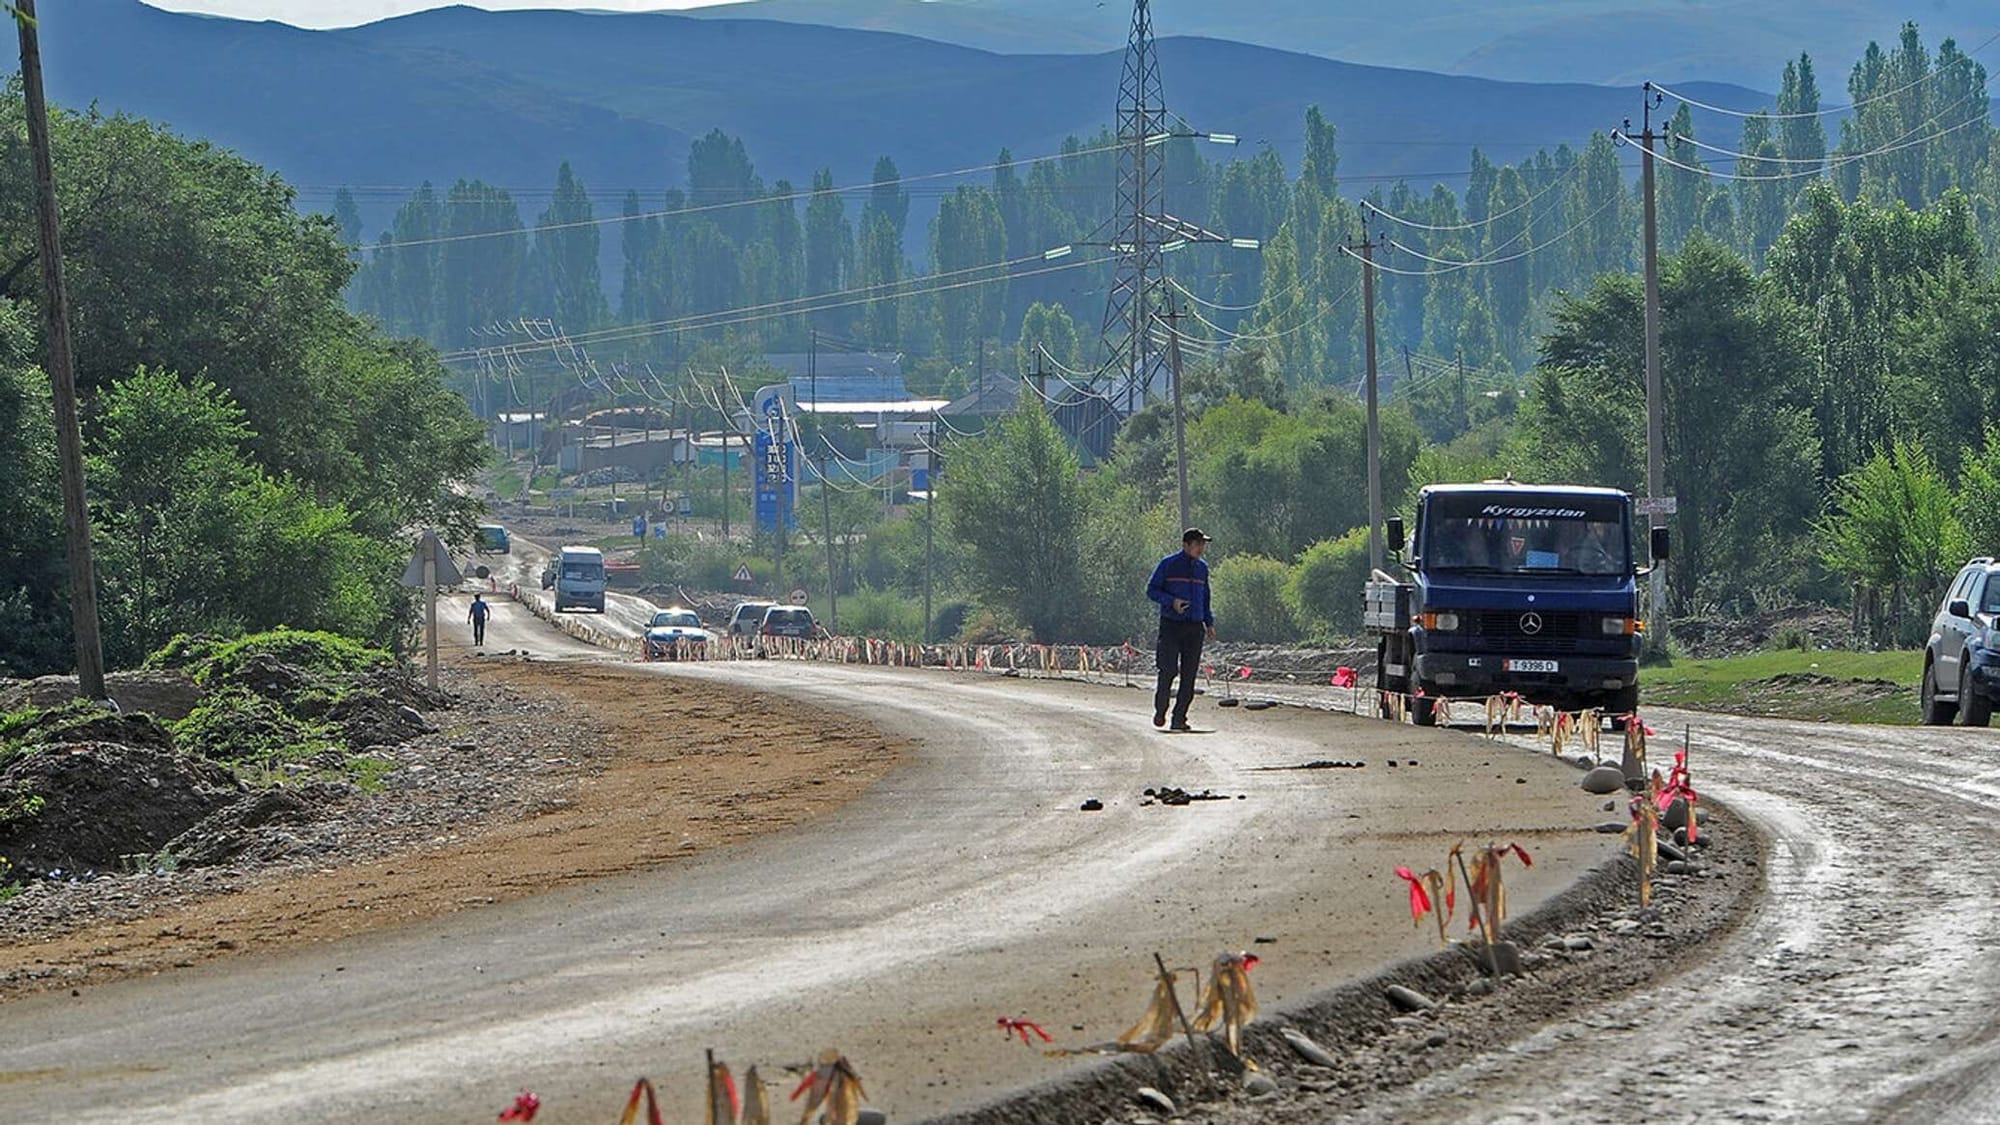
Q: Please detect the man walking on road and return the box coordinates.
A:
[1148,528,1216,730]
[468,594,490,647]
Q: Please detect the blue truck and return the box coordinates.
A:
[1364,481,1669,725]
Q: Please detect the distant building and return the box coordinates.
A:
[489,411,546,451]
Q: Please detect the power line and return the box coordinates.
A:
[1647,30,2000,121]
[455,256,1101,359]
[1621,103,1994,184]
[1360,158,1583,234]
[445,247,1091,360]
[357,137,1132,252]
[1352,193,1619,278]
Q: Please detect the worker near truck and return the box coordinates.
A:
[1147,528,1216,730]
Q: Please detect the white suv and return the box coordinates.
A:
[1922,558,2000,726]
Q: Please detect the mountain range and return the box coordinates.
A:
[26,1,1985,244]
[681,0,1991,89]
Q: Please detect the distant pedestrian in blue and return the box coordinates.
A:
[467,594,491,647]
[1147,528,1216,730]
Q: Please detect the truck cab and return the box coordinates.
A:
[1366,482,1665,724]
[552,545,607,613]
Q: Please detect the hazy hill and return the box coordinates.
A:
[25,0,1818,244]
[682,0,1988,87]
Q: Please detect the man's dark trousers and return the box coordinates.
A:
[1155,618,1205,725]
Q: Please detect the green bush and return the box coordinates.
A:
[839,586,925,640]
[178,628,392,688]
[142,632,229,671]
[1212,555,1299,642]
[172,686,339,767]
[1286,529,1372,638]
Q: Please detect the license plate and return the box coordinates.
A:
[1505,659,1559,673]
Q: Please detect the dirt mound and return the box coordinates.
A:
[207,652,331,714]
[166,782,353,868]
[353,668,454,713]
[2,706,176,754]
[1672,605,1858,659]
[325,691,433,749]
[0,671,202,721]
[0,743,243,877]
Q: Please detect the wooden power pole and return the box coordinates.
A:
[1634,85,1669,650]
[16,0,107,700]
[1350,220,1386,573]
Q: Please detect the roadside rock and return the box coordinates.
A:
[1245,1071,1280,1098]
[1386,984,1437,1012]
[1281,1027,1341,1068]
[0,743,243,876]
[1135,1087,1176,1115]
[1580,765,1627,795]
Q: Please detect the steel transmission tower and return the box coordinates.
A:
[1101,0,1169,411]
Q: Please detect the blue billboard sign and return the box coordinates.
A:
[753,390,797,533]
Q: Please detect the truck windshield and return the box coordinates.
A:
[1424,494,1630,577]
[561,563,603,581]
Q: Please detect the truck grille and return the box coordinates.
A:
[1470,610,1583,654]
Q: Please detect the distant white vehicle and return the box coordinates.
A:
[550,545,606,613]
[643,608,712,661]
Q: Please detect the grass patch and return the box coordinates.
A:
[173,687,341,767]
[1644,648,1921,725]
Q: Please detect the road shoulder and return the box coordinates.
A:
[0,656,904,1000]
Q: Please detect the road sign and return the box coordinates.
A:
[399,529,461,691]
[789,587,809,604]
[1636,496,1679,517]
[733,564,755,584]
[398,529,462,588]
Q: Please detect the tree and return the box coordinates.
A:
[87,369,390,665]
[528,162,608,335]
[1819,439,1965,645]
[439,179,523,349]
[930,185,1004,360]
[1775,54,1828,173]
[331,187,363,247]
[941,405,1088,641]
[1735,116,1788,264]
[1016,300,1078,377]
[1212,555,1298,641]
[803,168,852,332]
[1659,105,1708,252]
[1483,167,1532,362]
[0,299,66,676]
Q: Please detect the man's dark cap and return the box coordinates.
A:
[1183,527,1212,543]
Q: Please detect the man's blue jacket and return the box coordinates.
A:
[1147,551,1213,626]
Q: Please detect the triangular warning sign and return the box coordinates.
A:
[399,529,463,588]
[733,564,755,583]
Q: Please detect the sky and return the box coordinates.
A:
[143,0,740,28]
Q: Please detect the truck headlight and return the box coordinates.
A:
[1602,616,1642,636]
[1422,611,1460,632]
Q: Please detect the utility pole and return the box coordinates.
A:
[1159,297,1191,531]
[923,413,937,644]
[820,448,838,632]
[1632,85,1669,648]
[16,0,106,701]
[1350,220,1387,572]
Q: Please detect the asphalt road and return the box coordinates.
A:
[0,650,1611,1122]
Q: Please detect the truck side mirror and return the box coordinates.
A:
[1385,517,1406,555]
[1650,526,1671,563]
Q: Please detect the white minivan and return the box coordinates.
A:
[551,545,606,613]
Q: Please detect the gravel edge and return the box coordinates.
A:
[921,801,1766,1125]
